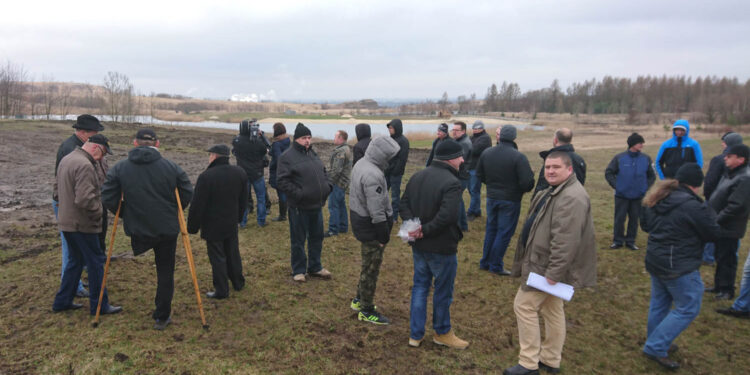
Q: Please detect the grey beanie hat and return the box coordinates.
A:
[723,132,743,147]
[472,120,485,130]
[499,125,517,141]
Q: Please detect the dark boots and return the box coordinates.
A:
[272,202,287,222]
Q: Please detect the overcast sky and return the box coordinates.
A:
[2,0,749,102]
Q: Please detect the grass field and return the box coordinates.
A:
[1,120,749,374]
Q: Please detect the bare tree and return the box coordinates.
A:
[58,84,73,120]
[0,60,28,118]
[103,71,134,122]
[41,76,57,120]
[28,76,37,117]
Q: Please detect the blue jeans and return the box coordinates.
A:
[276,189,287,204]
[53,232,110,314]
[480,199,521,272]
[468,170,482,216]
[703,243,715,264]
[53,200,86,294]
[410,249,457,340]
[457,179,469,231]
[288,207,324,275]
[241,177,267,226]
[644,271,703,357]
[732,250,750,312]
[387,175,402,221]
[327,185,348,234]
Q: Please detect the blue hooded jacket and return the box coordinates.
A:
[655,119,703,179]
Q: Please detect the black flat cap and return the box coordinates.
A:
[207,144,230,156]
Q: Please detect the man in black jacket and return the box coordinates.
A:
[233,119,271,228]
[425,123,449,167]
[701,132,742,266]
[352,123,371,166]
[401,139,468,350]
[452,121,472,232]
[187,145,248,299]
[53,114,107,298]
[476,125,534,275]
[384,119,409,221]
[468,120,492,220]
[534,128,586,194]
[277,123,334,282]
[102,128,193,330]
[707,144,750,300]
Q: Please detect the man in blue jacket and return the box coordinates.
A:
[605,133,656,250]
[655,119,703,179]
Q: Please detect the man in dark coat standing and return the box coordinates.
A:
[384,119,409,221]
[467,120,492,220]
[707,144,750,301]
[452,121,473,232]
[233,119,271,228]
[477,125,534,276]
[188,144,248,299]
[102,128,193,330]
[53,114,107,298]
[401,139,469,350]
[425,123,449,167]
[604,133,656,250]
[277,123,334,282]
[534,128,586,194]
[352,123,372,166]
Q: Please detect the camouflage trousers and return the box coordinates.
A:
[357,240,385,312]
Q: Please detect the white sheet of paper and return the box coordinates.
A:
[526,272,575,301]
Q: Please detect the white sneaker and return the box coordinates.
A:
[293,274,306,282]
[310,268,332,279]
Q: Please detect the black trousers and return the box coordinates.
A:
[132,235,177,321]
[206,235,245,297]
[714,237,740,294]
[613,196,641,245]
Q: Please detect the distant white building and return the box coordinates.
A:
[230,93,261,103]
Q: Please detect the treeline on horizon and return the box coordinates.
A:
[2,60,749,125]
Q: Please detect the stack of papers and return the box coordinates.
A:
[526,272,575,301]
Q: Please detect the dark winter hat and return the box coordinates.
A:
[726,144,750,161]
[72,114,104,131]
[723,132,743,147]
[434,139,464,161]
[207,144,230,156]
[472,120,485,130]
[675,163,704,187]
[437,123,449,135]
[273,122,286,138]
[87,134,112,155]
[135,128,158,141]
[499,125,517,141]
[627,132,645,148]
[294,122,312,139]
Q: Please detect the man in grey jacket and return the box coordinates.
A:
[52,135,122,316]
[349,136,400,325]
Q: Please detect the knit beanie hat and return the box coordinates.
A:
[627,132,645,148]
[723,132,743,147]
[434,139,464,161]
[294,122,311,139]
[437,123,449,135]
[500,125,517,141]
[273,123,286,138]
[727,144,750,161]
[675,163,704,187]
[472,120,485,130]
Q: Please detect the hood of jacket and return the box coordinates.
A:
[388,120,403,138]
[539,143,575,159]
[355,123,372,141]
[128,146,162,164]
[653,186,696,216]
[365,136,400,170]
[672,119,691,139]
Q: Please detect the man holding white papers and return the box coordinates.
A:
[504,151,597,375]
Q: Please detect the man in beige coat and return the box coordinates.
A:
[504,151,597,375]
[52,135,122,316]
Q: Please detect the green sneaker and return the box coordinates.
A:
[358,310,390,325]
[350,298,376,312]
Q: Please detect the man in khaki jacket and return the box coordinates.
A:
[504,151,596,375]
[52,135,122,316]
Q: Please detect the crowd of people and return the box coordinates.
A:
[50,114,750,373]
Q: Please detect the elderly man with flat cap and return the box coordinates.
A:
[188,144,248,299]
[53,134,122,316]
[102,128,193,330]
[53,114,107,299]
